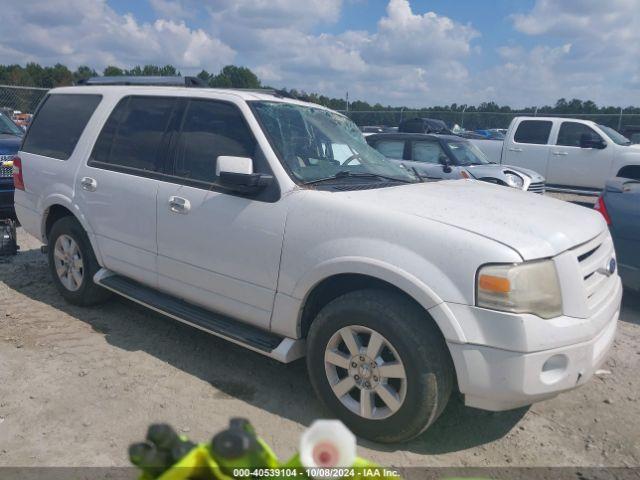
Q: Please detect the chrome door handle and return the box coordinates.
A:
[168,196,191,214]
[80,177,97,192]
[552,151,569,156]
[508,147,523,152]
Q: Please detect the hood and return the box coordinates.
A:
[467,164,545,183]
[340,179,604,260]
[0,134,22,155]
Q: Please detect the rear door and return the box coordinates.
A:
[503,119,552,179]
[547,121,614,190]
[155,98,285,330]
[76,95,178,287]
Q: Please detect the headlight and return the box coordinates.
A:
[476,260,562,319]
[504,172,524,189]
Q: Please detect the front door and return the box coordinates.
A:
[547,121,614,190]
[156,98,285,330]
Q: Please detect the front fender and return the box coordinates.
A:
[288,256,467,343]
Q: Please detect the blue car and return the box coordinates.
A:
[595,177,640,291]
[0,112,23,219]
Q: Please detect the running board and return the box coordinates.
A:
[94,269,305,363]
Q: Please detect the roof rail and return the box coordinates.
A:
[77,76,206,87]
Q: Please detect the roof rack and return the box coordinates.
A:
[77,76,206,87]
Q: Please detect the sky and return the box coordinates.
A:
[1,0,639,108]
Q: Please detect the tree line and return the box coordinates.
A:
[1,62,639,129]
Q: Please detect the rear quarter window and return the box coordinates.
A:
[21,94,102,160]
[513,120,553,145]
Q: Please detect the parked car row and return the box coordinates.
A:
[12,77,625,443]
[366,132,546,193]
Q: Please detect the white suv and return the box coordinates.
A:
[14,79,622,443]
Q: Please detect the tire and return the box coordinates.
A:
[48,216,111,306]
[307,289,454,443]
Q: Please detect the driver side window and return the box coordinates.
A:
[412,141,446,164]
[557,122,602,147]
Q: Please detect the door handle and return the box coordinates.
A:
[552,151,569,156]
[508,147,523,152]
[80,177,97,192]
[168,196,191,214]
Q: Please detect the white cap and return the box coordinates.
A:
[299,420,356,474]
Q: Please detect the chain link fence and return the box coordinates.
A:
[0,85,48,120]
[1,85,640,134]
[340,110,640,132]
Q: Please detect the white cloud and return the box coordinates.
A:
[0,0,235,73]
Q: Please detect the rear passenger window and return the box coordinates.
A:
[22,94,101,160]
[513,120,553,145]
[374,140,404,159]
[174,100,256,183]
[91,96,176,171]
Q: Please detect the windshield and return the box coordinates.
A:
[250,101,415,184]
[0,113,23,136]
[446,141,492,165]
[598,124,631,145]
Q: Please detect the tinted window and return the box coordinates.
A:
[557,122,601,147]
[22,94,101,160]
[92,96,176,171]
[513,120,552,145]
[174,100,256,183]
[412,141,446,163]
[374,140,404,159]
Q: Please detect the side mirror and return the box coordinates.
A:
[439,154,452,173]
[216,156,273,193]
[580,134,606,149]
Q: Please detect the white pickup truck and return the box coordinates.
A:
[472,117,640,194]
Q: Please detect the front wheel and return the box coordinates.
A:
[307,289,454,443]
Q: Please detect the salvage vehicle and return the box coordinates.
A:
[500,117,640,194]
[15,77,622,443]
[366,133,545,193]
[0,111,24,219]
[595,177,640,291]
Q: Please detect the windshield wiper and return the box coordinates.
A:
[304,170,412,185]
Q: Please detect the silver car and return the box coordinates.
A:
[366,133,546,194]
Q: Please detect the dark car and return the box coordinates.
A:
[594,177,640,291]
[366,132,546,193]
[398,117,452,134]
[621,126,640,145]
[0,112,24,219]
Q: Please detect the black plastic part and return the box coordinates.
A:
[99,274,283,352]
[0,219,17,256]
[147,424,180,451]
[78,76,206,87]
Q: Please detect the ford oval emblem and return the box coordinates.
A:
[609,258,616,275]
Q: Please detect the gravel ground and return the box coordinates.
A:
[0,228,639,469]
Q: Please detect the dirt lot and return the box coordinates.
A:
[0,228,639,469]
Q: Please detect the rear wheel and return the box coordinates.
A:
[307,289,454,443]
[48,216,111,305]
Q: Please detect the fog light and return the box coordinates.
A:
[540,354,568,385]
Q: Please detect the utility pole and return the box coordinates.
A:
[461,105,467,129]
[618,107,624,131]
[346,92,349,112]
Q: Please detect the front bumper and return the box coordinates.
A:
[0,178,15,219]
[445,277,621,411]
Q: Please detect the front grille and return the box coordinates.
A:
[0,155,13,178]
[527,181,546,194]
[571,231,616,312]
[0,165,12,178]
